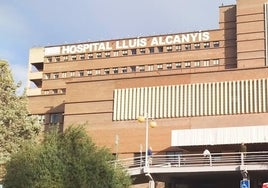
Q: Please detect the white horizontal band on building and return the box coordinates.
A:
[171,125,268,146]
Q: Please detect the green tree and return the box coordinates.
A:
[4,126,132,188]
[0,60,41,179]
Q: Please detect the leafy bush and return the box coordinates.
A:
[4,126,131,188]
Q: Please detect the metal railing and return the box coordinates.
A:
[114,151,268,175]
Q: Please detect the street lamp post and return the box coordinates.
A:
[137,114,156,169]
[115,134,119,161]
[138,114,156,188]
[145,114,149,168]
[114,134,119,168]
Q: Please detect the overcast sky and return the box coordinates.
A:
[0,0,236,91]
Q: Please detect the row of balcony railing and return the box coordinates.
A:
[114,151,268,174]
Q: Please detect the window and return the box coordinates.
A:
[70,71,75,77]
[55,56,60,62]
[105,51,110,57]
[71,55,77,60]
[204,42,210,48]
[79,71,84,77]
[166,46,172,52]
[130,66,136,72]
[53,73,59,79]
[149,47,154,53]
[104,68,110,75]
[158,46,163,53]
[131,49,136,55]
[58,88,66,94]
[194,43,200,49]
[88,53,93,59]
[176,62,182,68]
[157,64,163,70]
[166,63,172,69]
[140,48,146,54]
[44,90,49,95]
[203,60,210,66]
[50,113,62,124]
[80,54,85,60]
[194,61,200,67]
[113,51,119,57]
[61,72,67,78]
[175,45,182,51]
[96,52,102,58]
[63,55,68,61]
[185,44,191,50]
[52,89,57,94]
[213,41,220,48]
[44,73,50,79]
[72,55,76,61]
[113,67,118,74]
[122,50,128,56]
[185,62,191,68]
[87,70,92,76]
[213,59,219,65]
[47,57,52,63]
[122,67,127,73]
[95,69,101,75]
[36,115,45,124]
[148,65,154,71]
[139,65,145,72]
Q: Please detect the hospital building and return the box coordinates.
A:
[27,0,268,187]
